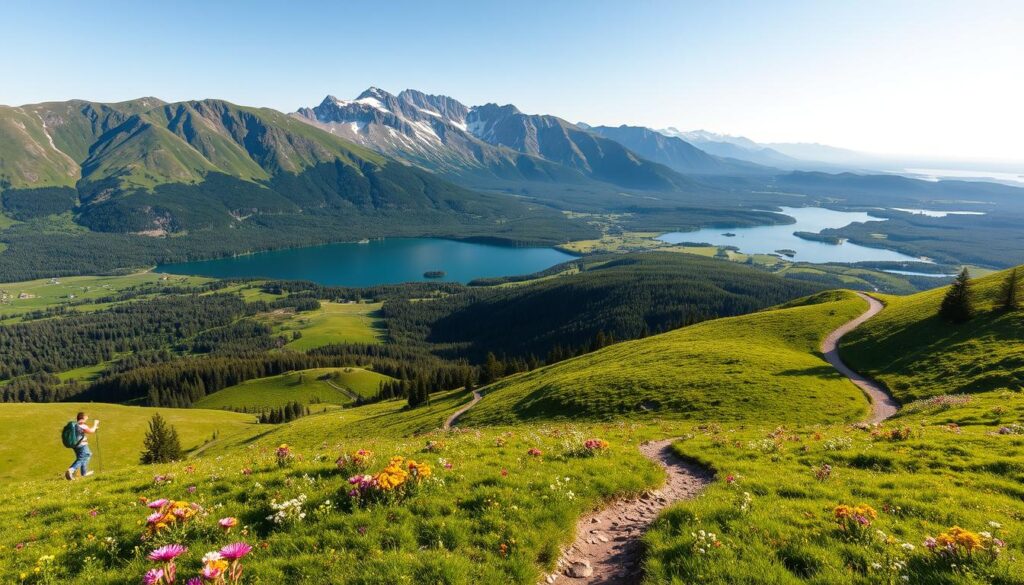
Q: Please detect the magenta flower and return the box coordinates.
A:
[142,568,164,585]
[147,498,169,509]
[186,579,202,585]
[146,512,164,524]
[148,543,187,562]
[219,541,253,560]
[187,485,197,494]
[201,565,225,580]
[923,536,937,550]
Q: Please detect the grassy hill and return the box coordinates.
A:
[268,301,386,350]
[194,367,396,410]
[841,267,1024,402]
[459,290,870,425]
[0,402,256,481]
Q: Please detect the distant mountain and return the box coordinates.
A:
[296,88,701,192]
[585,125,769,175]
[0,98,580,239]
[658,127,802,168]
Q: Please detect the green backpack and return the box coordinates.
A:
[61,420,82,449]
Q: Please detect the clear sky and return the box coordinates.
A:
[2,0,1021,161]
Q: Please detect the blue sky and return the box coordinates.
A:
[2,0,1021,160]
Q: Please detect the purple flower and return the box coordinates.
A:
[142,568,164,585]
[146,512,164,524]
[148,543,187,562]
[186,579,202,585]
[147,498,169,509]
[219,541,253,561]
[187,485,197,494]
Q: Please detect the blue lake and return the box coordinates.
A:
[657,207,927,264]
[156,238,576,286]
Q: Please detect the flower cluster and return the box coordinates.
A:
[275,444,292,468]
[902,393,973,413]
[527,447,543,458]
[144,499,203,539]
[813,463,833,482]
[336,449,373,475]
[822,436,852,451]
[218,517,237,534]
[266,494,307,525]
[834,504,877,540]
[144,544,186,584]
[346,456,433,505]
[924,523,1004,563]
[142,542,251,585]
[692,529,722,554]
[423,440,445,453]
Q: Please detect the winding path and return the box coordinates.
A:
[442,390,482,430]
[820,292,899,423]
[447,290,897,583]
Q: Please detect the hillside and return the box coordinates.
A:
[388,252,825,362]
[194,367,396,410]
[0,402,255,481]
[459,290,871,425]
[841,266,1024,401]
[586,125,767,176]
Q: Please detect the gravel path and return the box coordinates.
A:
[442,390,482,430]
[820,292,899,422]
[545,439,712,584]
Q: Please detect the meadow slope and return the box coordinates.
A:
[460,290,871,425]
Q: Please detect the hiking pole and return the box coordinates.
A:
[94,429,103,473]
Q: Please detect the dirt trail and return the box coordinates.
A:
[325,379,361,402]
[546,439,712,584]
[821,292,899,423]
[442,390,482,430]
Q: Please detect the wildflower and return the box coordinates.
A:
[501,468,508,477]
[725,474,736,484]
[988,521,1002,529]
[219,517,238,532]
[202,551,223,564]
[142,568,165,585]
[219,542,252,561]
[148,544,187,562]
[923,536,937,550]
[527,448,543,457]
[901,543,915,551]
[201,561,227,581]
[89,509,99,517]
[147,499,170,509]
[187,485,197,494]
[186,579,202,585]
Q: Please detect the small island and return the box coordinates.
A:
[721,232,736,237]
[774,249,797,258]
[423,270,446,279]
[794,231,843,245]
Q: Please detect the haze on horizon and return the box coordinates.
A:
[2,0,1021,163]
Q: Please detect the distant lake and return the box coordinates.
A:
[156,238,576,286]
[891,208,986,218]
[657,207,926,264]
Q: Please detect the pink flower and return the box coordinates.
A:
[142,568,164,585]
[219,542,253,561]
[146,512,164,524]
[500,468,508,477]
[148,543,187,562]
[147,498,169,509]
[89,508,99,517]
[923,536,937,550]
[187,485,197,494]
[186,579,202,585]
[201,565,224,580]
[219,517,238,530]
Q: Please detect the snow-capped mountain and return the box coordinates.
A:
[658,127,800,168]
[295,88,698,191]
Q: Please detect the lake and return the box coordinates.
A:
[156,238,576,286]
[657,207,926,264]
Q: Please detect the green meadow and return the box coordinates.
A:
[194,367,396,411]
[266,301,387,349]
[461,290,870,425]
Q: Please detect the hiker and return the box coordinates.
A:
[63,412,99,480]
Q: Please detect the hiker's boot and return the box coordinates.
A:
[65,469,75,480]
[83,471,94,478]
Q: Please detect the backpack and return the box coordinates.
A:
[61,420,83,449]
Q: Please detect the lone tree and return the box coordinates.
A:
[999,267,1020,312]
[140,413,182,464]
[939,267,974,323]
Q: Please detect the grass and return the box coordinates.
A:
[842,267,1024,402]
[460,290,871,426]
[0,403,256,481]
[643,397,1024,584]
[558,232,669,254]
[194,367,397,411]
[0,272,211,322]
[264,301,386,350]
[0,400,665,584]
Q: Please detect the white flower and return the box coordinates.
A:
[202,552,223,563]
[980,531,992,539]
[901,543,915,551]
[989,521,1002,529]
[870,563,882,570]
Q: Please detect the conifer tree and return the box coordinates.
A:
[939,268,974,323]
[999,268,1019,312]
[140,413,182,464]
